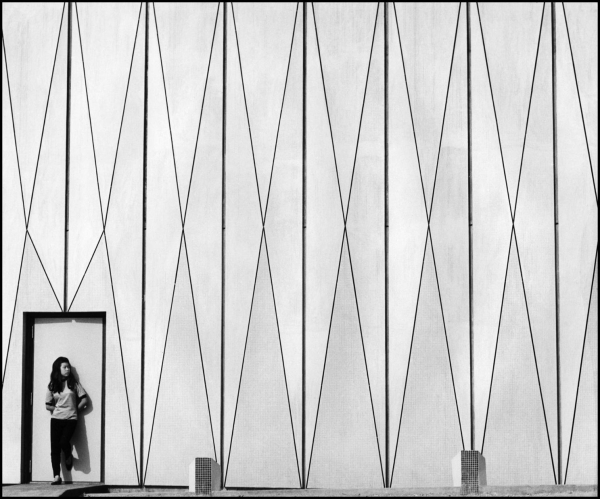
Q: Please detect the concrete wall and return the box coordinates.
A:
[2,2,597,488]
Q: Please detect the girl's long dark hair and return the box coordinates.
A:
[48,357,76,393]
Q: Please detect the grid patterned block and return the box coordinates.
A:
[189,458,221,495]
[455,450,486,495]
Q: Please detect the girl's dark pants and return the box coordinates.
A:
[50,418,77,476]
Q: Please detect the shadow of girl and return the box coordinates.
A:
[63,368,93,479]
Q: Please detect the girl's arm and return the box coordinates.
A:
[45,389,55,412]
[77,395,88,411]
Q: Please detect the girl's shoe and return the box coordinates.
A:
[51,476,62,485]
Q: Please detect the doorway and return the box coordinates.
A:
[21,312,105,483]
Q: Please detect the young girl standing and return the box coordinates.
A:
[45,357,88,485]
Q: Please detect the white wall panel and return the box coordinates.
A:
[224,2,301,486]
[556,3,598,484]
[471,3,551,459]
[306,2,384,489]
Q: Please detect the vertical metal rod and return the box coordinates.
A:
[301,0,307,490]
[466,1,475,452]
[64,2,73,312]
[140,1,149,488]
[221,0,227,489]
[551,1,562,485]
[383,0,390,489]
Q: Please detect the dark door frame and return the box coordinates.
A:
[21,311,106,484]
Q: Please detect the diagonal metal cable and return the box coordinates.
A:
[225,3,302,485]
[183,231,219,463]
[67,0,114,311]
[307,3,385,487]
[305,227,346,486]
[263,232,303,486]
[64,4,144,483]
[2,234,28,388]
[389,231,428,484]
[2,232,64,388]
[510,6,547,222]
[428,229,466,450]
[263,4,300,224]
[479,228,513,452]
[476,3,557,482]
[2,32,27,225]
[26,2,66,228]
[27,232,64,310]
[309,4,346,222]
[230,3,264,224]
[143,231,185,484]
[564,246,598,484]
[152,2,184,225]
[561,3,598,206]
[389,3,465,485]
[390,3,427,218]
[67,2,143,308]
[183,2,221,225]
[224,230,265,484]
[101,231,141,484]
[74,2,104,222]
[344,2,381,223]
[424,3,463,225]
[103,2,144,227]
[67,233,103,311]
[556,14,599,454]
[345,230,386,483]
[513,229,558,483]
[144,2,222,481]
[476,2,546,224]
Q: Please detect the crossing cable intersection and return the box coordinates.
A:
[389,1,465,486]
[224,2,302,487]
[144,1,221,483]
[305,2,386,488]
[476,2,557,484]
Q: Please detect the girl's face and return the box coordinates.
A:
[60,362,71,378]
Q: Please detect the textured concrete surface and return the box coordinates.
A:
[89,485,596,497]
[2,482,108,497]
[3,484,596,497]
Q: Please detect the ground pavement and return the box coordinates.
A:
[2,484,597,497]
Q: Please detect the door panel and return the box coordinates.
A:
[31,317,103,482]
